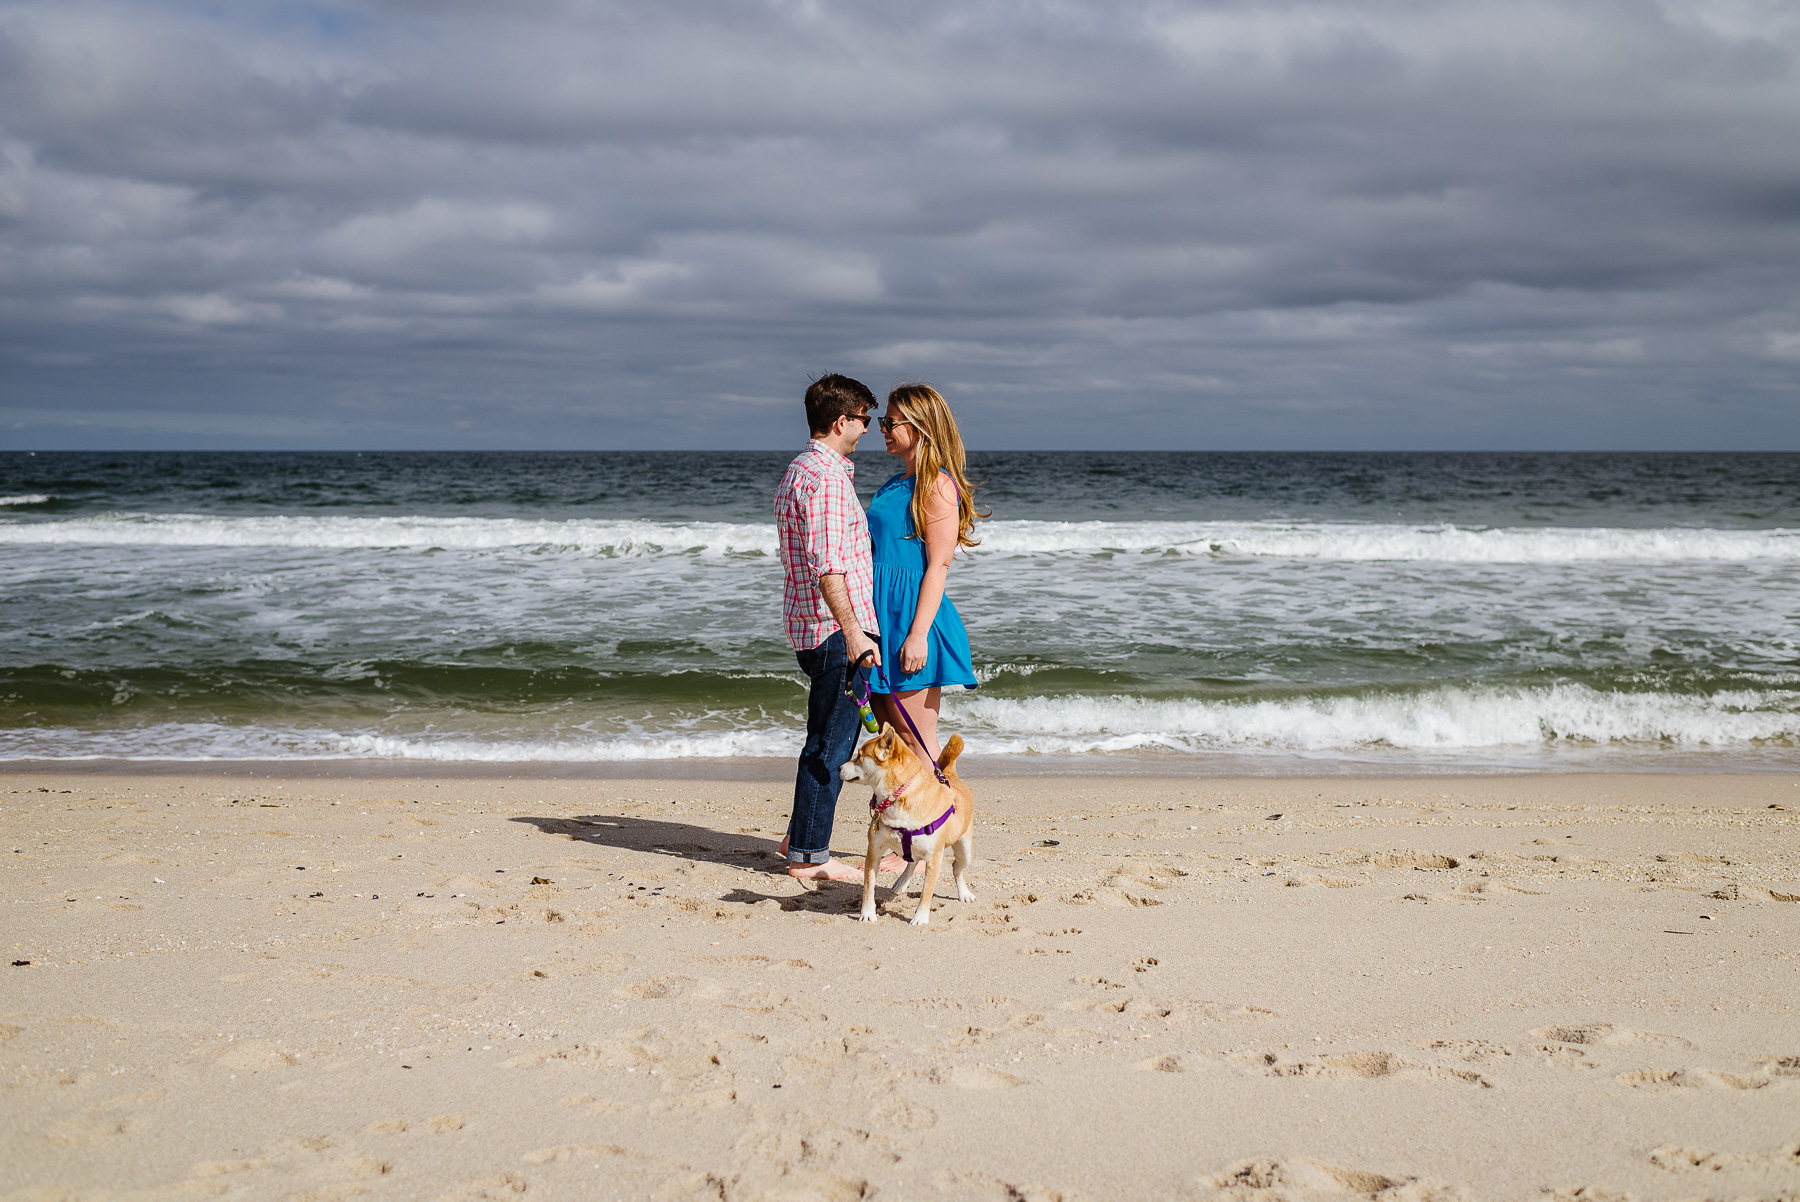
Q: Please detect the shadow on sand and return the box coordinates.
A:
[507,813,867,914]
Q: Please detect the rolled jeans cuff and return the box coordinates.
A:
[786,847,832,865]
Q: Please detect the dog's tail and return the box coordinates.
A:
[936,733,965,777]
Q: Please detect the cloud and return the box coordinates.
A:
[0,0,1797,449]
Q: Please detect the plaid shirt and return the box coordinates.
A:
[775,440,879,652]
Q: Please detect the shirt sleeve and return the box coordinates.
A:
[799,475,849,578]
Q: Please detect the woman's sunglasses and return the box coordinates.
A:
[878,417,909,432]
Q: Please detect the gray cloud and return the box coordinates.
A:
[1,0,1797,449]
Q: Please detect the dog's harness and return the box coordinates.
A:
[868,690,956,862]
[895,806,956,864]
[869,765,957,862]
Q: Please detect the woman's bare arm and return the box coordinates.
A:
[899,473,960,673]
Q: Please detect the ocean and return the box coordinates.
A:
[3,450,1798,773]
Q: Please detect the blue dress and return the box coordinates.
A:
[867,471,978,695]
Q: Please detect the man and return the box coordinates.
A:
[774,374,891,881]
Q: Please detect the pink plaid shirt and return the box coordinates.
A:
[775,440,879,651]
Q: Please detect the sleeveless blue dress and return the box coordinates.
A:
[867,471,978,695]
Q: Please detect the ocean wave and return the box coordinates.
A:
[0,494,52,507]
[4,685,1797,763]
[0,514,777,556]
[0,723,800,762]
[977,520,1800,562]
[946,685,1800,754]
[3,513,1797,562]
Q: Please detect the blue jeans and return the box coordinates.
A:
[788,631,862,864]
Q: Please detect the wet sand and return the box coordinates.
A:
[3,772,1797,1201]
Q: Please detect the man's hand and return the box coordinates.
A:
[846,628,881,670]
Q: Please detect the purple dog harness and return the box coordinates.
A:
[868,694,957,862]
[867,744,957,860]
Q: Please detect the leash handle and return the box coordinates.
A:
[845,648,880,734]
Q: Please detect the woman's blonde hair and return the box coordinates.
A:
[886,383,985,549]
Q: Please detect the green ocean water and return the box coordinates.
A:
[3,450,1798,769]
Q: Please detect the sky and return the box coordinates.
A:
[1,0,1797,451]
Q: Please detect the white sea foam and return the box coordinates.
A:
[4,686,1797,764]
[0,494,51,506]
[977,520,1800,562]
[4,513,1796,562]
[0,514,778,556]
[0,723,801,763]
[945,685,1800,755]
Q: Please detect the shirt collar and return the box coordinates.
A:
[806,438,856,482]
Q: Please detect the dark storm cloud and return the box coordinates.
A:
[1,0,1797,449]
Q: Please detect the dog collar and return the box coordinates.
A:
[869,764,924,816]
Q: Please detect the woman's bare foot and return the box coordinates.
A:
[873,853,907,875]
[786,858,863,882]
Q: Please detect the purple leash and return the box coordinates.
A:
[873,656,954,862]
[878,659,949,786]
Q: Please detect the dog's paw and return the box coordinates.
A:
[856,911,879,923]
[908,911,932,927]
[957,886,976,902]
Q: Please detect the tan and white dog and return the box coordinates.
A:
[839,725,975,925]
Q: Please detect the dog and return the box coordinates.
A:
[839,724,975,925]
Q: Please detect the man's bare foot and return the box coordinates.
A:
[786,858,863,882]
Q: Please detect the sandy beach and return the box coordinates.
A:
[3,771,1797,1202]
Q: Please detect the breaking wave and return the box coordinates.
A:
[3,513,1796,562]
[0,514,777,556]
[5,685,1797,764]
[0,723,801,763]
[947,685,1800,755]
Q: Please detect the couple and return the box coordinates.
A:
[773,374,981,881]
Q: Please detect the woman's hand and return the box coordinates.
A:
[900,632,929,675]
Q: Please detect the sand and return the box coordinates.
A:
[3,770,1797,1202]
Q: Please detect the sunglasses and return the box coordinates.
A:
[878,416,909,432]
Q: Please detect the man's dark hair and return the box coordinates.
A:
[804,374,876,436]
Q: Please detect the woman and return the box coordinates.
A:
[866,384,983,763]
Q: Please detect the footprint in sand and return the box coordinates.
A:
[1650,1142,1800,1173]
[212,1038,301,1071]
[1232,1050,1489,1087]
[1202,1156,1464,1200]
[45,1088,161,1146]
[1616,1068,1702,1089]
[1370,851,1460,870]
[948,1065,1032,1089]
[1613,1067,1778,1090]
[439,1172,532,1200]
[618,975,696,1000]
[868,1098,937,1130]
[1419,1039,1513,1064]
[1139,1052,1206,1073]
[1531,1023,1693,1050]
[523,1143,631,1164]
[1532,1044,1595,1068]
